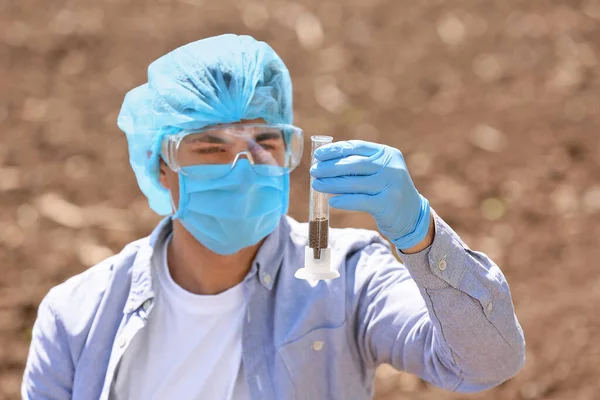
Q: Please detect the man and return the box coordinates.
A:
[22,34,525,400]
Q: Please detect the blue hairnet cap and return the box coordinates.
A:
[117,34,294,215]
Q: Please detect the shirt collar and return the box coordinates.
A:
[124,216,290,313]
[251,216,290,291]
[124,217,171,313]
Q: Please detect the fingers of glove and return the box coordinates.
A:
[329,193,384,214]
[310,155,383,178]
[312,175,386,195]
[313,140,383,161]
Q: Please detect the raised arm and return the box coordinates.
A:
[310,140,525,392]
[346,212,525,392]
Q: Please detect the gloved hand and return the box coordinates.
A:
[310,140,431,250]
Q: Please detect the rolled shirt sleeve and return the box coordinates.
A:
[348,210,525,392]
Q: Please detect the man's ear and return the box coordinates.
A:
[159,158,170,190]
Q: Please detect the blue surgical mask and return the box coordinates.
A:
[172,159,289,255]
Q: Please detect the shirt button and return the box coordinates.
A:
[312,341,324,351]
[263,273,272,285]
[487,302,493,312]
[142,299,152,311]
[438,257,447,271]
[118,336,128,348]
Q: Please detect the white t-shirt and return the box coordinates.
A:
[112,234,250,400]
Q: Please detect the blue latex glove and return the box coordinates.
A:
[310,140,431,250]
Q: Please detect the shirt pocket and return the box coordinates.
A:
[278,321,366,400]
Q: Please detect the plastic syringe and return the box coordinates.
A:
[295,135,340,281]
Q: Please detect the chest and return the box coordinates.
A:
[74,278,373,400]
[114,300,249,400]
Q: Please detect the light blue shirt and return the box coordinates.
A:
[22,211,525,399]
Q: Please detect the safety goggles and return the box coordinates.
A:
[161,123,304,177]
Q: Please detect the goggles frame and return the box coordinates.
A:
[161,123,304,174]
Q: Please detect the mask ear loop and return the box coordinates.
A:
[169,191,178,216]
[171,171,187,220]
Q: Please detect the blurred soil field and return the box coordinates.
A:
[2,0,600,399]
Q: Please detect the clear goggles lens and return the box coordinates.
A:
[162,124,304,177]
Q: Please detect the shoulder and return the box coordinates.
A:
[41,237,146,331]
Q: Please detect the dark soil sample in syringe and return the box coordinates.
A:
[309,218,329,259]
[295,135,339,281]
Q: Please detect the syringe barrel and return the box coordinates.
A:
[308,136,332,255]
[294,135,340,281]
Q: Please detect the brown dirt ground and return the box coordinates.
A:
[2,0,600,399]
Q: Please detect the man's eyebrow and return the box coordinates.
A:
[254,132,283,142]
[185,134,228,144]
